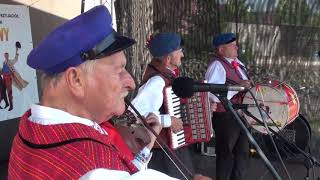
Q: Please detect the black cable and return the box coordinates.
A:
[246,90,292,180]
[308,134,316,180]
[81,0,85,13]
[244,109,320,166]
[244,92,320,179]
[260,108,281,132]
[244,108,301,159]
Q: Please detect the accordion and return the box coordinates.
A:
[160,86,213,149]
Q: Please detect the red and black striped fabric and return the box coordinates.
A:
[8,110,138,180]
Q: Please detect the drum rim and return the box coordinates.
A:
[242,82,300,134]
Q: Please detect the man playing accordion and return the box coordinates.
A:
[131,32,195,179]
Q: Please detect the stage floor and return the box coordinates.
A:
[192,151,320,180]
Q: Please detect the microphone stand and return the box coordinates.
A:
[243,110,320,180]
[215,92,282,180]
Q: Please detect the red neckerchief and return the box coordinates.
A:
[231,60,240,69]
[231,59,243,78]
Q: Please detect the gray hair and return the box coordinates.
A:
[152,51,176,61]
[38,60,97,97]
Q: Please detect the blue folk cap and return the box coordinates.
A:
[212,33,236,48]
[148,32,183,58]
[27,5,136,74]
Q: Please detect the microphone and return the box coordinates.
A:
[172,77,247,98]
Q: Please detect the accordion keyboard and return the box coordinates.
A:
[164,86,213,149]
[165,87,186,148]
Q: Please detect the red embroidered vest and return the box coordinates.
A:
[8,110,138,180]
[141,60,179,148]
[208,55,246,112]
[141,60,177,86]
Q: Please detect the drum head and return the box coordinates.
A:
[243,81,299,134]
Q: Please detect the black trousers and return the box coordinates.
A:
[0,76,8,107]
[148,146,195,179]
[213,112,249,180]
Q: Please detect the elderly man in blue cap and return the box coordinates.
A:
[8,5,211,180]
[130,32,196,179]
[205,32,252,180]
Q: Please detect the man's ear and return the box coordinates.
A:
[217,46,224,54]
[163,55,171,66]
[64,67,85,98]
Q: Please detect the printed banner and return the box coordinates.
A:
[0,4,38,121]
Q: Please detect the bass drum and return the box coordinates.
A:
[242,80,300,134]
[258,114,311,159]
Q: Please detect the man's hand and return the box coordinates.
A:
[239,80,253,89]
[171,117,183,133]
[145,113,162,137]
[145,113,162,149]
[210,101,217,112]
[193,174,212,180]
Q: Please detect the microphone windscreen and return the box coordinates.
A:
[172,77,194,98]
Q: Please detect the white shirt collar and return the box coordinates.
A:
[224,57,245,66]
[165,67,176,74]
[29,104,107,135]
[225,57,236,63]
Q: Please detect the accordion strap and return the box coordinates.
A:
[148,64,175,82]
